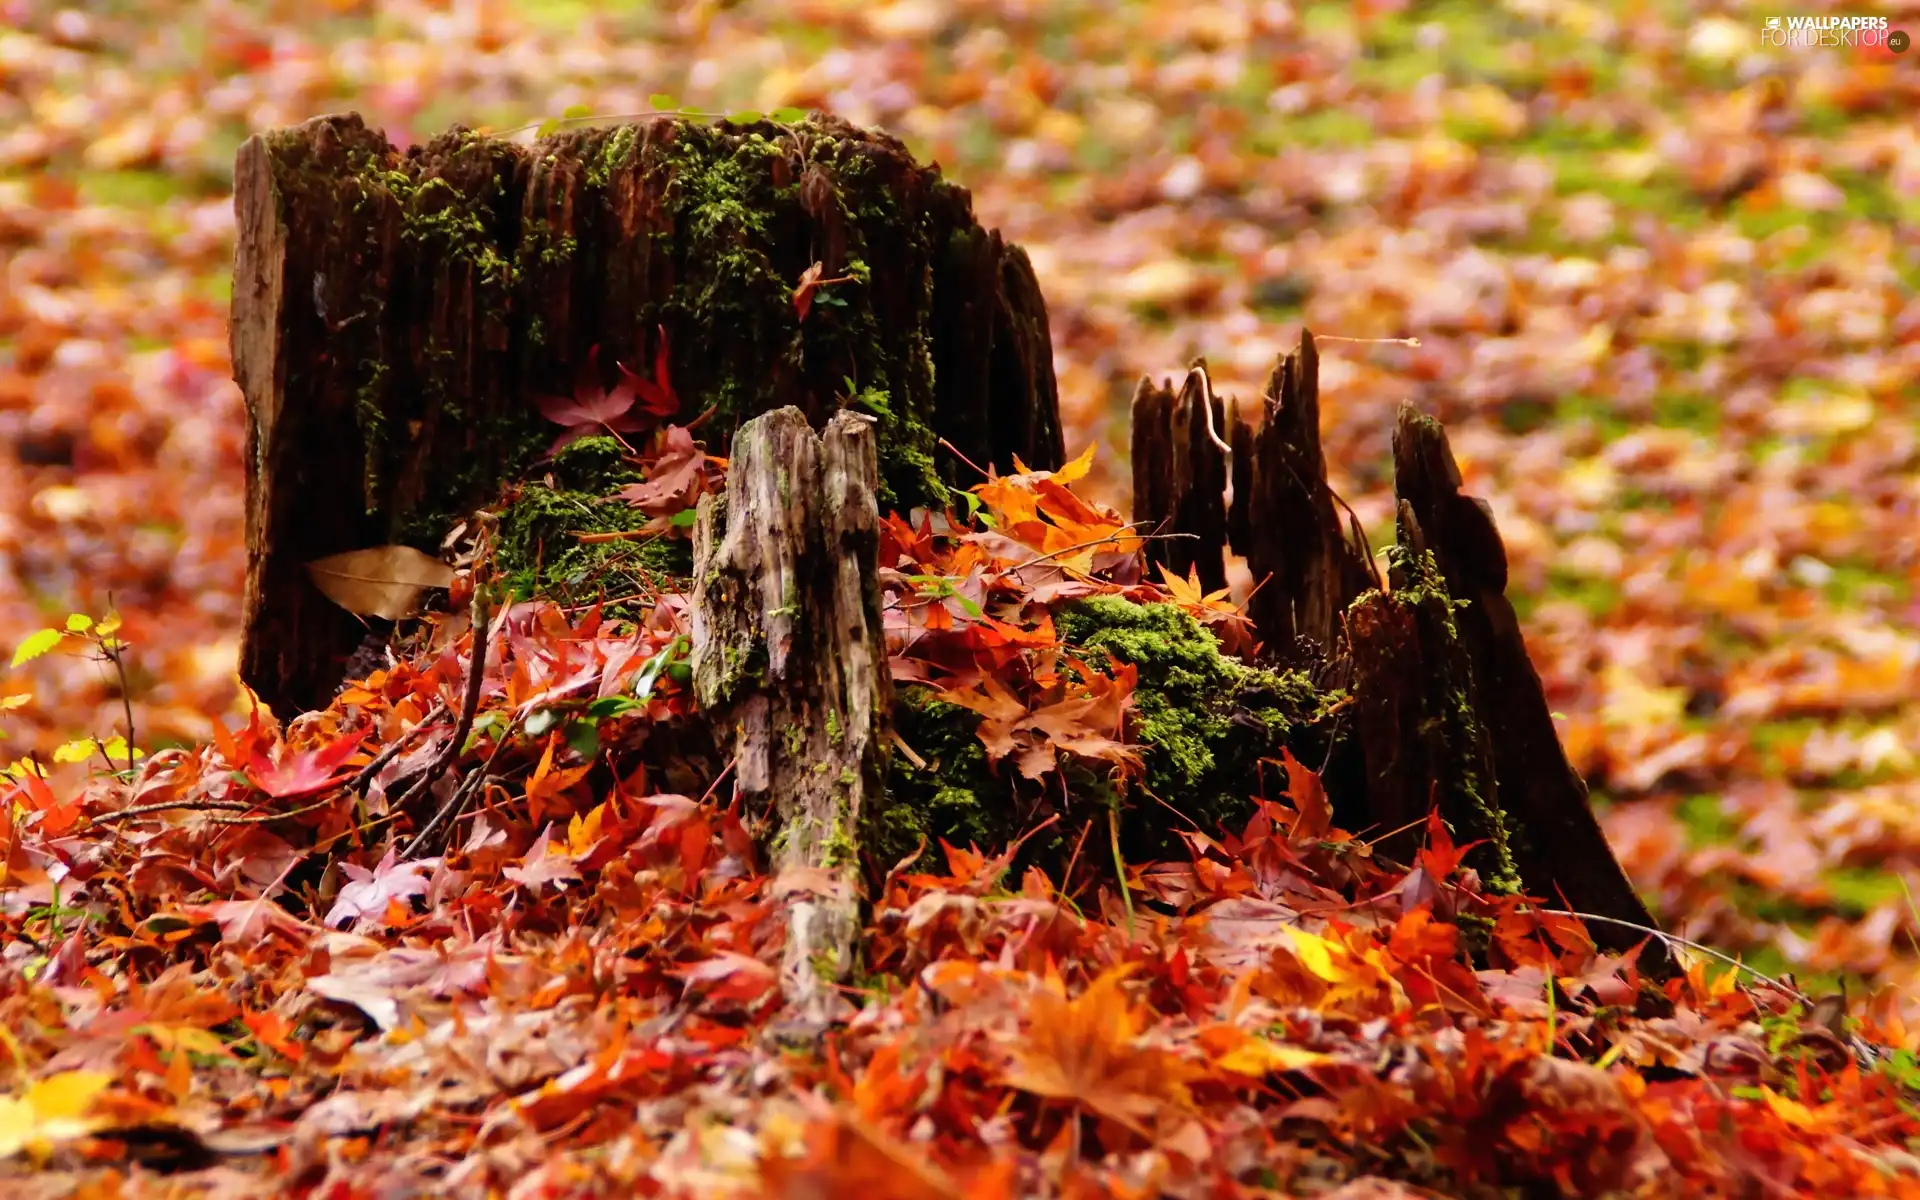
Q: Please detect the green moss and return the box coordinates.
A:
[1055,596,1325,840]
[494,436,690,609]
[586,123,638,190]
[873,688,1014,869]
[648,119,948,511]
[1377,546,1520,894]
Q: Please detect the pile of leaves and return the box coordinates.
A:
[3,0,1919,1009]
[4,455,1920,1199]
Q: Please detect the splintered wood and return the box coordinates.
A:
[690,407,891,1022]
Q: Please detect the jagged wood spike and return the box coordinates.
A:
[1391,401,1670,971]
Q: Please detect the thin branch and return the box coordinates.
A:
[400,584,493,858]
[88,798,260,827]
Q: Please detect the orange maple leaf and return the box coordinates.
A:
[1001,964,1195,1136]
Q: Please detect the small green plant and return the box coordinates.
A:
[7,609,145,776]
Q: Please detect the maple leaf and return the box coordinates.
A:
[244,729,366,800]
[1278,747,1333,840]
[503,824,584,892]
[324,848,437,928]
[672,952,778,1006]
[1001,964,1194,1135]
[616,425,710,514]
[534,336,677,457]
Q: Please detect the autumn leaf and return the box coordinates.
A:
[244,729,366,800]
[0,1070,114,1160]
[1001,964,1194,1135]
[304,546,455,620]
[503,824,584,892]
[616,425,710,514]
[324,847,436,928]
[535,338,677,457]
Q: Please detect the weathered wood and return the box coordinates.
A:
[690,407,890,1022]
[1131,330,1666,970]
[1346,511,1511,878]
[231,112,1063,716]
[1390,403,1667,966]
[1230,332,1379,658]
[1128,366,1227,593]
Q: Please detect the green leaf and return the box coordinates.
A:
[524,707,560,738]
[727,109,765,125]
[669,508,700,528]
[649,93,678,111]
[565,719,599,760]
[587,696,644,720]
[770,106,808,124]
[562,103,594,120]
[64,614,92,634]
[632,644,675,701]
[536,117,562,139]
[11,629,62,668]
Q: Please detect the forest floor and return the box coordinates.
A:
[1,1,1919,1195]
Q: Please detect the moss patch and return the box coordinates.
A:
[495,436,691,610]
[874,596,1337,872]
[1056,596,1327,843]
[874,687,1023,870]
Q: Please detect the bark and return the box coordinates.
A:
[691,407,890,1022]
[1390,405,1668,966]
[1135,331,1668,971]
[1227,332,1379,659]
[1129,367,1228,594]
[231,112,1062,716]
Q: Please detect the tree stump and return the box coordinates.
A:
[1131,331,1667,968]
[231,112,1062,716]
[691,407,889,1020]
[234,115,1667,981]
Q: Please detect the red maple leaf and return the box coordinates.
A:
[616,425,710,514]
[244,729,366,800]
[534,334,678,457]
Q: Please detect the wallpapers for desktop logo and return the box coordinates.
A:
[1762,14,1910,53]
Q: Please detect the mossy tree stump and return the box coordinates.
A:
[1132,332,1668,970]
[236,114,1665,982]
[232,112,1062,716]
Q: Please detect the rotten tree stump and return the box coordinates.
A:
[690,407,890,1021]
[1131,330,1667,968]
[231,112,1062,716]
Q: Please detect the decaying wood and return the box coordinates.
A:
[690,407,890,1022]
[1131,331,1667,971]
[1229,332,1379,658]
[231,112,1062,716]
[1129,366,1228,593]
[1390,404,1668,966]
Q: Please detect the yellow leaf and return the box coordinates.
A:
[1052,442,1098,486]
[168,1026,234,1059]
[63,614,92,634]
[1214,1036,1334,1076]
[568,803,607,857]
[1283,926,1349,984]
[10,629,63,669]
[1760,1086,1820,1131]
[0,1069,114,1159]
[51,739,97,765]
[0,694,30,712]
[94,613,121,638]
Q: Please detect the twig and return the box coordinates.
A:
[400,584,493,858]
[89,798,260,827]
[342,700,449,794]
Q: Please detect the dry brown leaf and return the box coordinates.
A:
[304,546,455,620]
